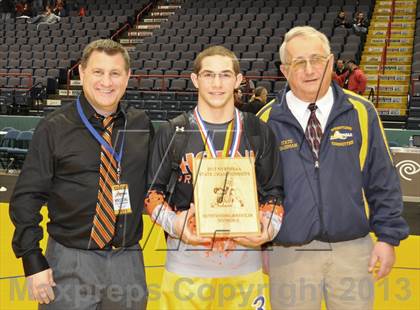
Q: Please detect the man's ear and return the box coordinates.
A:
[190,73,199,89]
[78,65,84,84]
[124,69,131,88]
[234,73,243,89]
[327,55,334,73]
[280,64,288,80]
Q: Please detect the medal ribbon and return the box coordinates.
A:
[193,107,242,158]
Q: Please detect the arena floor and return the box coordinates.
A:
[0,203,419,310]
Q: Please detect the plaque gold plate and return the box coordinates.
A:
[192,157,260,237]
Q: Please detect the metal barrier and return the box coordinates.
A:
[67,72,286,98]
[0,72,33,91]
[136,0,158,24]
[66,62,80,97]
[368,87,375,102]
[375,0,396,106]
[111,22,131,40]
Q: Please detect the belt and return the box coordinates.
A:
[103,243,140,251]
[102,244,124,251]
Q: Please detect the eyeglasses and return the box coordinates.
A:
[198,71,236,82]
[285,54,331,71]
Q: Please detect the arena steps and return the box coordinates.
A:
[360,0,417,120]
[374,0,417,9]
[363,46,413,54]
[361,54,412,65]
[360,64,412,74]
[119,1,182,47]
[365,37,413,46]
[366,73,411,85]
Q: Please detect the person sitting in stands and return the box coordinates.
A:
[334,10,351,28]
[53,0,67,17]
[353,11,369,35]
[28,4,61,29]
[78,6,86,16]
[16,2,33,18]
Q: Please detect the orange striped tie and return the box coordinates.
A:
[90,115,118,248]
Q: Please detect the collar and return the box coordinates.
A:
[79,92,125,123]
[270,82,354,127]
[286,86,334,119]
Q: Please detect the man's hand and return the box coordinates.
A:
[233,211,275,248]
[368,241,395,281]
[173,204,212,245]
[27,268,56,304]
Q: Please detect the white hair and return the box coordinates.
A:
[279,26,331,64]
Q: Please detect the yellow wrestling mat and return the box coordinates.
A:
[0,203,419,310]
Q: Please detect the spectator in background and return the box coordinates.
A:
[28,4,60,29]
[237,77,254,103]
[16,2,33,18]
[334,10,351,28]
[234,87,245,110]
[353,11,369,35]
[15,1,24,16]
[0,0,15,21]
[78,5,86,16]
[334,59,347,76]
[242,86,269,114]
[336,59,367,95]
[30,0,45,15]
[53,0,67,17]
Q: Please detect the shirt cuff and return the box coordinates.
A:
[377,235,400,246]
[22,250,50,277]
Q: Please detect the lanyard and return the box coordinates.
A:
[193,107,242,158]
[76,97,126,166]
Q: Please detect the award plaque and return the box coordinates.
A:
[192,157,260,237]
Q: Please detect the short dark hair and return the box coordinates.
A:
[193,45,240,75]
[80,39,130,72]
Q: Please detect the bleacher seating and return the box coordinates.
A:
[0,0,376,121]
[0,0,151,117]
[0,0,149,91]
[125,0,373,98]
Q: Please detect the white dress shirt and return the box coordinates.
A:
[286,87,334,132]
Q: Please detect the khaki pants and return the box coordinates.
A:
[268,235,374,310]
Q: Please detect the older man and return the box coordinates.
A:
[258,26,408,310]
